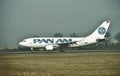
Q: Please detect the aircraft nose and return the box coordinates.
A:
[19,42,24,46]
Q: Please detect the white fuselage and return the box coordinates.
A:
[19,37,97,48]
[19,21,110,50]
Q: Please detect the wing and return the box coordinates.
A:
[57,41,77,48]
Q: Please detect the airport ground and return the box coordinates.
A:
[0,50,120,76]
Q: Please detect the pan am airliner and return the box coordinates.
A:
[19,21,111,51]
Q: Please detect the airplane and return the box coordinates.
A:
[19,21,111,51]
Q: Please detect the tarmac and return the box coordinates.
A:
[0,49,120,55]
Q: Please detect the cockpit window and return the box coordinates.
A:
[23,39,26,42]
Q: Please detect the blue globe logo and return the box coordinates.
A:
[98,27,106,35]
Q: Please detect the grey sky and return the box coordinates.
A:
[0,0,120,48]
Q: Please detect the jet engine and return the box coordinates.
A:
[45,45,54,50]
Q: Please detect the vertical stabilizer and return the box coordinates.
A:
[87,21,111,39]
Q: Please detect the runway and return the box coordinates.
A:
[0,49,120,55]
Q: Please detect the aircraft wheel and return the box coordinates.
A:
[59,49,65,52]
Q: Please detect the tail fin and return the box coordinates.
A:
[87,21,111,39]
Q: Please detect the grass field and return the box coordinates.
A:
[0,52,120,76]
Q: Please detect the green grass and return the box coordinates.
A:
[0,52,120,76]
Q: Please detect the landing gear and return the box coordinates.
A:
[58,48,65,52]
[59,49,65,52]
[31,48,33,52]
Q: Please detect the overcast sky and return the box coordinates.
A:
[0,0,120,48]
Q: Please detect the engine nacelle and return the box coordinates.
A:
[45,45,54,50]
